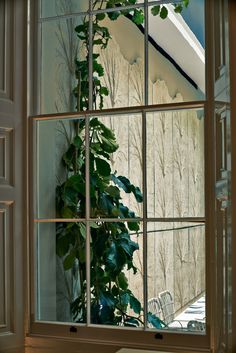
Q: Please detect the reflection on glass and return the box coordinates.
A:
[36,117,86,219]
[148,1,205,104]
[147,222,205,332]
[92,9,144,109]
[89,114,143,218]
[41,0,89,18]
[147,109,204,218]
[40,15,87,114]
[36,222,87,323]
[90,221,143,327]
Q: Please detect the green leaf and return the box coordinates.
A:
[100,135,119,153]
[90,221,100,229]
[107,11,120,21]
[56,235,70,257]
[151,5,160,16]
[79,223,86,239]
[174,4,183,13]
[95,158,111,176]
[66,174,85,191]
[111,175,143,202]
[96,13,106,21]
[106,242,127,274]
[100,86,109,96]
[99,193,114,214]
[100,291,117,308]
[93,61,104,76]
[129,295,141,314]
[78,247,86,263]
[120,292,130,305]
[61,206,75,218]
[105,185,120,198]
[127,222,140,231]
[63,252,75,271]
[111,285,119,296]
[132,9,144,25]
[147,312,166,328]
[117,272,128,290]
[119,235,139,257]
[160,6,168,19]
[183,0,189,7]
[75,23,88,34]
[73,135,83,148]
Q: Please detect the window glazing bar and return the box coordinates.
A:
[33,217,205,223]
[31,100,206,121]
[142,109,148,329]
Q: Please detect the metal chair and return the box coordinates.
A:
[187,320,206,332]
[158,290,182,327]
[147,297,165,328]
[148,297,162,320]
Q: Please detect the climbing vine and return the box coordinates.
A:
[56,0,189,327]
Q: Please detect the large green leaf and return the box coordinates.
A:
[117,272,128,290]
[63,251,76,271]
[100,291,117,308]
[129,295,141,314]
[56,235,70,257]
[73,135,83,148]
[105,185,120,198]
[111,175,143,202]
[106,242,127,274]
[118,236,139,258]
[95,158,111,176]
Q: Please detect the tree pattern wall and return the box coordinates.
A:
[97,37,205,314]
[44,14,205,317]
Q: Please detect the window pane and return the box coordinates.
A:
[35,117,86,219]
[92,8,144,109]
[40,0,89,19]
[147,222,205,332]
[90,221,143,328]
[89,114,143,218]
[148,1,205,104]
[147,109,204,218]
[40,15,87,114]
[35,221,87,323]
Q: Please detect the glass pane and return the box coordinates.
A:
[148,1,205,104]
[92,8,144,109]
[40,0,89,18]
[90,221,143,327]
[147,222,205,332]
[147,109,204,218]
[35,221,87,323]
[35,117,86,219]
[89,114,143,218]
[40,15,87,114]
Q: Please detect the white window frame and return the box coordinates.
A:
[26,0,231,352]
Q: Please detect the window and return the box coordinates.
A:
[28,0,231,352]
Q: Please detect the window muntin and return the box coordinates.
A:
[32,103,206,335]
[38,0,205,114]
[31,0,209,349]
